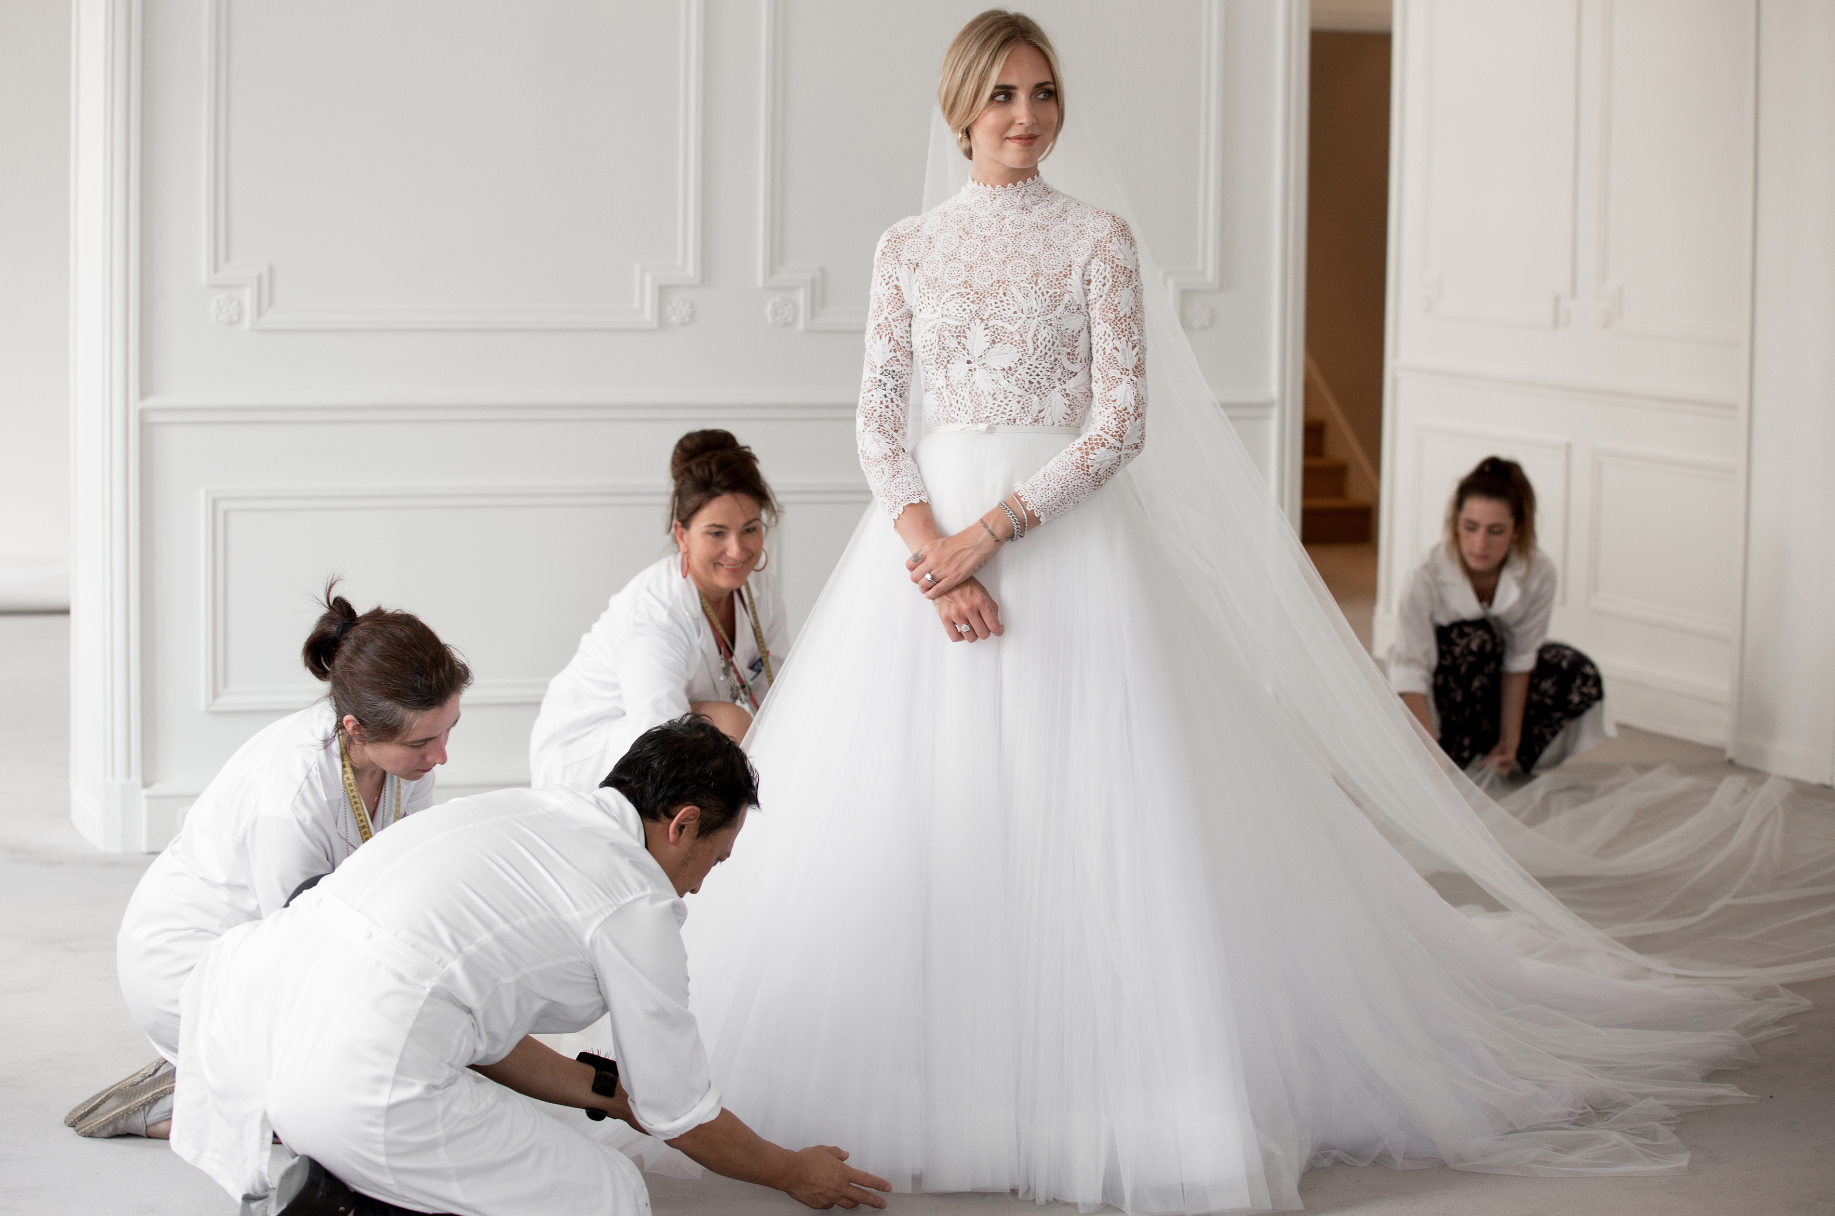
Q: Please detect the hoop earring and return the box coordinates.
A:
[679,550,688,579]
[753,548,770,573]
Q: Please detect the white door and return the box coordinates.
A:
[1377,0,1757,747]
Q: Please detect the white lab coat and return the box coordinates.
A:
[117,700,432,1060]
[173,785,723,1216]
[1387,544,1612,764]
[530,556,789,789]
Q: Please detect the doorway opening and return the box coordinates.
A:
[1302,5,1391,652]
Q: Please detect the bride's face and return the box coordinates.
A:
[966,43,1058,181]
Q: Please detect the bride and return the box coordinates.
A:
[680,11,1834,1214]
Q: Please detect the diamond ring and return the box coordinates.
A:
[957,624,971,633]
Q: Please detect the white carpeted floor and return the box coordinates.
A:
[2,611,1830,1216]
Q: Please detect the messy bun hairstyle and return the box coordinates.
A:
[1445,456,1538,565]
[939,10,1065,161]
[301,580,473,744]
[669,429,779,531]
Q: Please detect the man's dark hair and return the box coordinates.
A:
[602,715,760,834]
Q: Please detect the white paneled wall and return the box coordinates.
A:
[0,1,72,610]
[71,0,1308,851]
[1378,0,1757,746]
[1736,0,1835,786]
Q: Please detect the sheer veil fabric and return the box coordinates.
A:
[672,112,1835,1215]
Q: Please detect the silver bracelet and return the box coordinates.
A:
[998,500,1026,541]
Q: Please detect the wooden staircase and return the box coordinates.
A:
[1301,419,1372,544]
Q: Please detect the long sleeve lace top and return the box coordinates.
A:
[856,175,1147,523]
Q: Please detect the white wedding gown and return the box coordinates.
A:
[677,154,1834,1215]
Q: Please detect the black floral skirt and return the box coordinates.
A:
[1432,619,1604,773]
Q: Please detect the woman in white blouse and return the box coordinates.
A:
[1390,456,1611,774]
[529,430,789,789]
[67,585,469,1139]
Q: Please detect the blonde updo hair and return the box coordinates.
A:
[938,10,1065,161]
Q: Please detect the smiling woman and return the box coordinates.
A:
[528,430,790,788]
[66,584,471,1140]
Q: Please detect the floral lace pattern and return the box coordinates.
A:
[856,176,1147,523]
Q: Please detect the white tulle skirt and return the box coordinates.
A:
[679,431,1800,1215]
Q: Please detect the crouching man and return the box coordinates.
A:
[172,716,890,1215]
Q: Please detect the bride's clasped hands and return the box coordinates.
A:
[897,494,1037,641]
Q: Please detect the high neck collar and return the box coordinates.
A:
[960,174,1052,211]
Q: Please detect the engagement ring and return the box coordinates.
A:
[957,624,971,633]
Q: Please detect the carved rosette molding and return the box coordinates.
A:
[203,480,872,713]
[755,0,863,332]
[203,0,705,331]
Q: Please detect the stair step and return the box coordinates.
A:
[1303,455,1347,500]
[1301,497,1371,545]
[1304,419,1326,458]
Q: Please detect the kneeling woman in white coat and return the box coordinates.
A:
[530,430,789,788]
[65,586,469,1139]
[174,717,891,1216]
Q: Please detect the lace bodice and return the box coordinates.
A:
[856,175,1147,523]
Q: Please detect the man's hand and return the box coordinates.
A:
[667,1109,891,1209]
[784,1145,892,1210]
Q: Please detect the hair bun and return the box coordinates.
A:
[671,430,743,481]
[302,580,362,682]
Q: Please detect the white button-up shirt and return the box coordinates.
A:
[174,785,723,1199]
[1387,545,1558,697]
[119,700,433,1056]
[530,555,788,789]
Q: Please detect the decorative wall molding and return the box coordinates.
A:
[139,398,861,425]
[203,0,704,330]
[1416,0,1581,328]
[1589,0,1751,349]
[203,481,870,713]
[1160,0,1229,315]
[1391,361,1740,413]
[69,0,146,851]
[756,0,1232,332]
[755,0,862,332]
[1586,446,1738,640]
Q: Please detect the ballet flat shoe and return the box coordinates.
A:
[64,1058,169,1128]
[72,1060,175,1138]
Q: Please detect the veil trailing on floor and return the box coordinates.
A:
[924,112,1835,990]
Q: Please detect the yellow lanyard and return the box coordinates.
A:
[337,730,400,845]
[697,582,775,708]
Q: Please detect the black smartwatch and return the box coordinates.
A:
[577,1052,620,1121]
